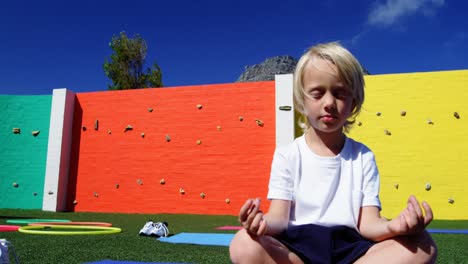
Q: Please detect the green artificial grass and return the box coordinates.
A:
[1,209,467,263]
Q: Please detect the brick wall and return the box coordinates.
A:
[66,82,276,215]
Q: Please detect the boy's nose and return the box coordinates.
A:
[323,92,336,110]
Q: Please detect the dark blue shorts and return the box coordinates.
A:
[275,224,375,264]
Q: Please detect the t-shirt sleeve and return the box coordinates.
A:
[267,146,294,201]
[362,150,382,209]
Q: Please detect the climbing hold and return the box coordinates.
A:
[108,129,112,134]
[425,183,431,191]
[255,119,264,127]
[196,104,203,109]
[165,134,171,142]
[141,132,145,138]
[200,192,206,199]
[217,126,222,131]
[148,107,154,112]
[454,112,460,119]
[94,192,99,197]
[196,139,202,145]
[279,106,292,111]
[357,121,362,126]
[376,112,381,116]
[160,179,165,185]
[82,126,87,131]
[225,198,231,204]
[73,200,78,205]
[48,191,54,195]
[137,179,143,185]
[400,110,406,116]
[448,198,455,204]
[32,130,40,136]
[33,192,37,196]
[427,119,434,125]
[239,116,244,121]
[179,188,185,194]
[12,128,20,134]
[12,182,19,188]
[115,184,119,189]
[384,129,391,136]
[94,119,99,131]
[124,125,133,132]
[394,183,399,190]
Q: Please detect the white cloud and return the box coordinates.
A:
[367,0,445,28]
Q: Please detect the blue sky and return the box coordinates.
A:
[0,0,466,95]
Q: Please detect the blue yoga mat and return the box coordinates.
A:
[158,232,235,246]
[427,229,468,234]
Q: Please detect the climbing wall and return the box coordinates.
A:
[67,82,276,215]
[0,95,52,209]
[348,70,467,220]
[2,70,466,219]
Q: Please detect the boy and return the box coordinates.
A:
[229,42,437,264]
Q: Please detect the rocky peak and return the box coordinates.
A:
[236,55,298,82]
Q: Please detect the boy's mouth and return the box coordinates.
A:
[321,115,337,122]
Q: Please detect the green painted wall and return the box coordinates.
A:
[0,95,52,209]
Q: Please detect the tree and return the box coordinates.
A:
[104,32,163,90]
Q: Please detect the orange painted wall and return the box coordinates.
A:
[67,82,275,215]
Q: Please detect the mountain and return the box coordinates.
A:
[237,55,370,82]
[236,55,298,82]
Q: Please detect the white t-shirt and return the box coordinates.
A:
[267,135,381,230]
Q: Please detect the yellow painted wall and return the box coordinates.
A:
[348,70,468,220]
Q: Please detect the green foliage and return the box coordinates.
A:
[104,32,163,90]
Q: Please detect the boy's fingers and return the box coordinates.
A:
[399,213,409,234]
[239,199,253,222]
[245,199,261,226]
[422,201,433,227]
[409,202,423,228]
[249,211,263,233]
[249,198,261,213]
[257,217,267,236]
[405,204,417,228]
[409,196,423,220]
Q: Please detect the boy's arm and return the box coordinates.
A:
[263,199,291,235]
[358,195,433,242]
[239,198,290,236]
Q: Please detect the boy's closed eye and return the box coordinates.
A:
[333,88,351,100]
[308,89,324,99]
[306,87,351,100]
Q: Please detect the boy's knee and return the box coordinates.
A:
[229,231,244,263]
[422,232,438,263]
[403,231,438,263]
[229,229,264,263]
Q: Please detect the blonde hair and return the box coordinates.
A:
[293,42,365,133]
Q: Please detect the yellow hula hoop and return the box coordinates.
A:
[18,225,121,235]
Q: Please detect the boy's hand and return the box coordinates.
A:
[388,195,433,236]
[238,198,268,236]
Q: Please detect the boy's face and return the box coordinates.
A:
[302,57,354,134]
